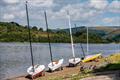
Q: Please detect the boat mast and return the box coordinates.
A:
[74,24,85,58]
[87,26,89,55]
[67,11,75,60]
[25,1,34,72]
[44,11,54,66]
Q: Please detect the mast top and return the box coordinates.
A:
[26,1,28,4]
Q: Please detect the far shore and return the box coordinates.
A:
[0,42,119,44]
[8,53,120,80]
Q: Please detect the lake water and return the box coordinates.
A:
[0,43,120,80]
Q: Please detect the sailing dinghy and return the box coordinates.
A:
[27,65,45,78]
[69,58,81,66]
[48,59,64,71]
[25,1,45,79]
[44,11,64,72]
[82,53,102,63]
[67,11,81,66]
[82,26,102,63]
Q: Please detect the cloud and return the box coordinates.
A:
[20,0,54,7]
[108,0,120,13]
[3,14,15,21]
[102,17,120,26]
[103,17,114,23]
[0,0,120,27]
[0,0,55,8]
[89,0,108,9]
[2,0,19,4]
[1,3,26,20]
[14,10,26,18]
[50,2,103,22]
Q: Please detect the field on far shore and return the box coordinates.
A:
[9,53,120,80]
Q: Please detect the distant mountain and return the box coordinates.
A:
[91,27,120,41]
[51,26,120,42]
[52,26,120,35]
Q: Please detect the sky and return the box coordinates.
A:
[0,0,120,29]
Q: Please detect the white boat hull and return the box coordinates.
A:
[48,59,64,71]
[27,65,45,78]
[69,58,81,66]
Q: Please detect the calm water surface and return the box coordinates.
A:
[0,43,120,79]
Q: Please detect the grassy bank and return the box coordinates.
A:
[38,53,120,80]
[94,53,120,72]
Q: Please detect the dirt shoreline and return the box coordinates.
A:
[8,65,80,80]
[8,53,120,80]
[8,66,120,80]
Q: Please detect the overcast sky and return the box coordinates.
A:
[0,0,120,29]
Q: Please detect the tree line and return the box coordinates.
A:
[0,22,119,43]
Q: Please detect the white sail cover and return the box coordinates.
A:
[48,59,64,71]
[69,58,81,65]
[27,65,45,76]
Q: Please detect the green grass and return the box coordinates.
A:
[70,73,93,80]
[104,62,120,70]
[94,61,120,72]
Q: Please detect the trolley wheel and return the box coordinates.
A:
[61,66,63,70]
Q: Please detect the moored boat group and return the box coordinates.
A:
[25,1,102,79]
